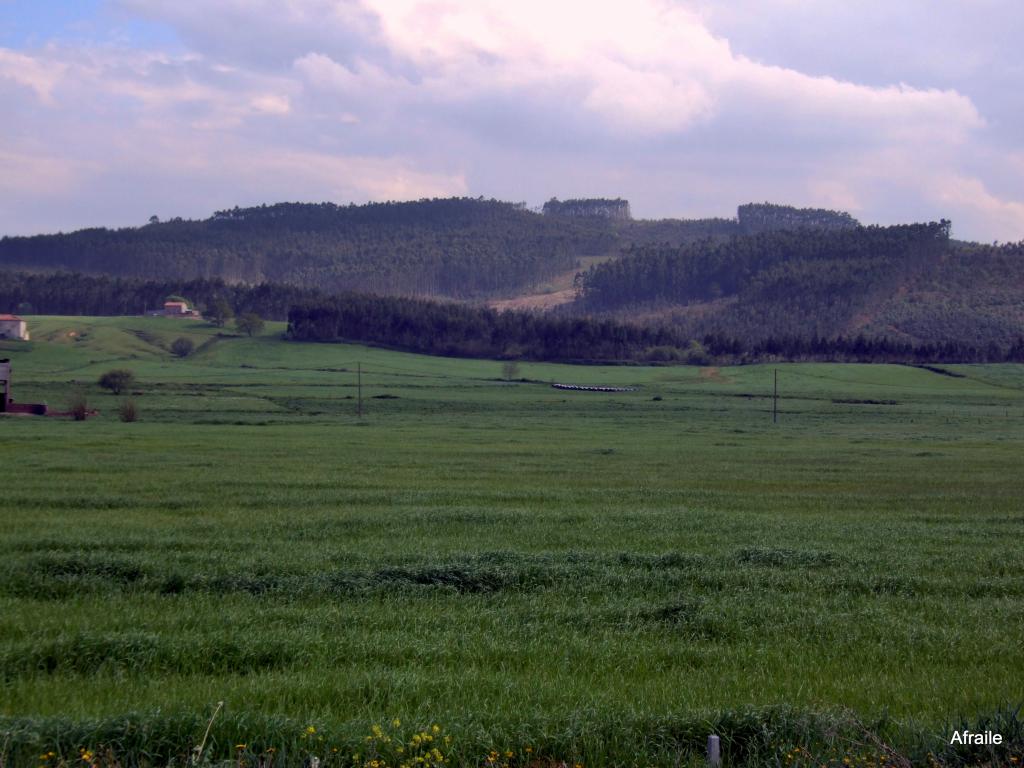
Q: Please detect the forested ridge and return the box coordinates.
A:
[0,199,863,300]
[580,222,951,310]
[576,222,1024,347]
[0,198,616,299]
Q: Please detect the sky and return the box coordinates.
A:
[1,0,1023,241]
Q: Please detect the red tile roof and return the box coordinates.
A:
[0,314,22,321]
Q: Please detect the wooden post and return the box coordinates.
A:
[357,362,363,419]
[707,734,721,767]
[773,368,778,424]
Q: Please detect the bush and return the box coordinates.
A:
[684,340,711,366]
[170,337,194,358]
[67,389,88,421]
[98,369,135,395]
[644,345,683,362]
[501,360,521,380]
[118,399,138,422]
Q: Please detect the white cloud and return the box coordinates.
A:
[0,41,465,233]
[0,47,66,103]
[250,93,291,115]
[930,174,1024,243]
[1,1,1021,241]
[360,0,982,139]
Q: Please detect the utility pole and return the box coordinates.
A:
[773,368,778,424]
[357,361,363,419]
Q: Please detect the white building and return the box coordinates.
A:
[147,301,200,318]
[0,315,29,341]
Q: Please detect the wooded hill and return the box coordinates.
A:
[3,198,1022,351]
[575,221,1024,348]
[0,198,616,299]
[0,199,858,300]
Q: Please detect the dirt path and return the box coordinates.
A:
[486,255,615,312]
[489,287,577,311]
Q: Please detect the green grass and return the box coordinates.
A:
[1,316,1023,766]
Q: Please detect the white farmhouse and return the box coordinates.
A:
[0,314,29,341]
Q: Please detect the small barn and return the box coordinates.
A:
[0,314,29,341]
[149,300,200,318]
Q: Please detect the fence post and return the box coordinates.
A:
[707,734,721,767]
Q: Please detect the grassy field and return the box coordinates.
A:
[1,316,1023,767]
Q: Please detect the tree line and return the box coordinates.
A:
[287,293,1024,364]
[287,294,693,362]
[0,272,321,320]
[736,202,860,233]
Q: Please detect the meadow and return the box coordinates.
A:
[1,317,1023,767]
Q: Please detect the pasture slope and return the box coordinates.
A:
[1,316,1023,767]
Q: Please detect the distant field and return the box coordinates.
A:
[1,316,1023,767]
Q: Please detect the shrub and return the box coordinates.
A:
[67,388,88,421]
[501,360,521,380]
[684,340,711,365]
[118,399,138,422]
[170,337,194,358]
[644,345,683,362]
[98,369,135,395]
